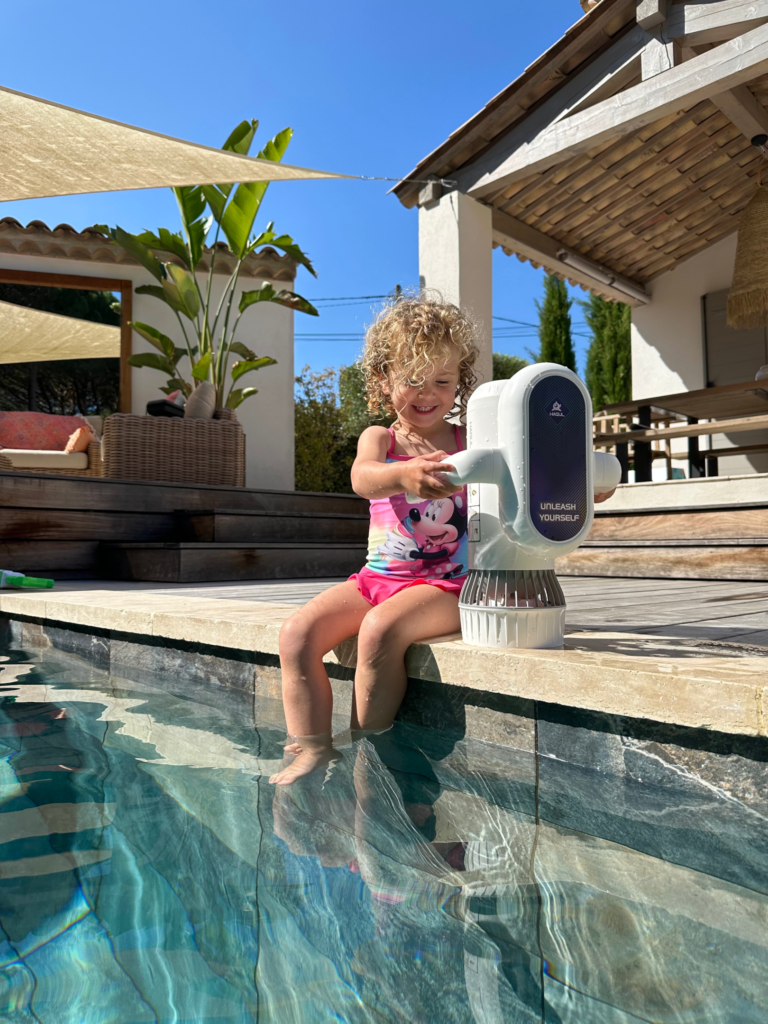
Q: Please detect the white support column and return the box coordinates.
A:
[418,191,493,386]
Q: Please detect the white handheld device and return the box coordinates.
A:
[440,363,621,649]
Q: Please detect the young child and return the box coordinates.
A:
[271,298,478,785]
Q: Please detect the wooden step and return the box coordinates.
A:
[556,544,768,582]
[175,508,369,544]
[99,542,368,583]
[0,470,368,516]
[0,540,100,577]
[0,507,176,542]
[591,505,768,541]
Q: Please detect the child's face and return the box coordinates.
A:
[386,355,460,431]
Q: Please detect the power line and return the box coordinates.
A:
[493,315,538,327]
[307,294,390,301]
[306,300,388,309]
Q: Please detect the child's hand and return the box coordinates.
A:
[400,451,461,499]
[594,488,616,503]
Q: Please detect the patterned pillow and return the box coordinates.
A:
[0,411,90,451]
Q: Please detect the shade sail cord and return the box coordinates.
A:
[356,175,457,186]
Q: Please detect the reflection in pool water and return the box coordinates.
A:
[1,644,767,1023]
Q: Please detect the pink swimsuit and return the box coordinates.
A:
[349,425,468,606]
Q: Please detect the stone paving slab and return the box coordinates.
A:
[1,586,767,738]
[28,575,768,646]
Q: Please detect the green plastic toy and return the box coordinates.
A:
[0,570,55,589]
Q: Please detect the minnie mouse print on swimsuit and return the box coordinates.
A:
[375,470,468,579]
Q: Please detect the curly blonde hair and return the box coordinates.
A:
[361,295,480,419]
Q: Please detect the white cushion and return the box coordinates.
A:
[0,449,89,469]
[85,415,103,438]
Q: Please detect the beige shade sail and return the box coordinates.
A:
[0,300,119,364]
[0,86,351,202]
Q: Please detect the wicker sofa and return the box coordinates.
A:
[101,407,245,487]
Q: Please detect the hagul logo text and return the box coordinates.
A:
[547,398,569,419]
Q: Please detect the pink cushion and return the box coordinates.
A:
[0,411,89,451]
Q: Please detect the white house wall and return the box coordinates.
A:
[631,232,738,398]
[0,253,295,490]
[630,231,767,477]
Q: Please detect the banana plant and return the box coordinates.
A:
[96,119,318,409]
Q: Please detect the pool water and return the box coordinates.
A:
[1,643,767,1024]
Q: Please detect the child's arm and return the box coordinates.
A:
[351,426,460,501]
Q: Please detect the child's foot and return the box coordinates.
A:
[282,733,342,757]
[270,745,340,785]
[282,725,380,757]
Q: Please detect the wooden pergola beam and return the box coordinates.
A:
[491,208,650,305]
[636,0,669,31]
[666,0,768,47]
[458,22,768,198]
[710,83,768,142]
[511,103,715,228]
[467,24,651,195]
[394,0,639,209]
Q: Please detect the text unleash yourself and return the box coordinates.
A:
[538,502,579,523]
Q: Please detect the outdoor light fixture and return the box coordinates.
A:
[441,364,621,649]
[556,248,650,305]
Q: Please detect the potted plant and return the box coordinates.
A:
[97,119,318,411]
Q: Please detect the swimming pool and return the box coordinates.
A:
[1,640,767,1023]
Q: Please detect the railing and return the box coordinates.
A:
[593,407,768,482]
[593,409,685,483]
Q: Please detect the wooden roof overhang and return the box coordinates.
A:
[395,0,768,306]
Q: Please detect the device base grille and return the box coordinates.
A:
[459,605,565,649]
[459,569,566,649]
[459,569,565,609]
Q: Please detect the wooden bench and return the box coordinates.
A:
[594,381,768,481]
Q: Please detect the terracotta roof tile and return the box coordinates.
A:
[0,218,297,281]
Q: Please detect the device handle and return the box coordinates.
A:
[593,451,622,495]
[439,448,500,487]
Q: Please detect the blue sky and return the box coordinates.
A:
[2,0,592,375]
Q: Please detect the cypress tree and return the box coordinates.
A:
[535,273,576,371]
[583,294,631,410]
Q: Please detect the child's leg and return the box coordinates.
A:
[352,586,460,731]
[271,580,371,785]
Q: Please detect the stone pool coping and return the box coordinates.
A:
[1,587,767,737]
